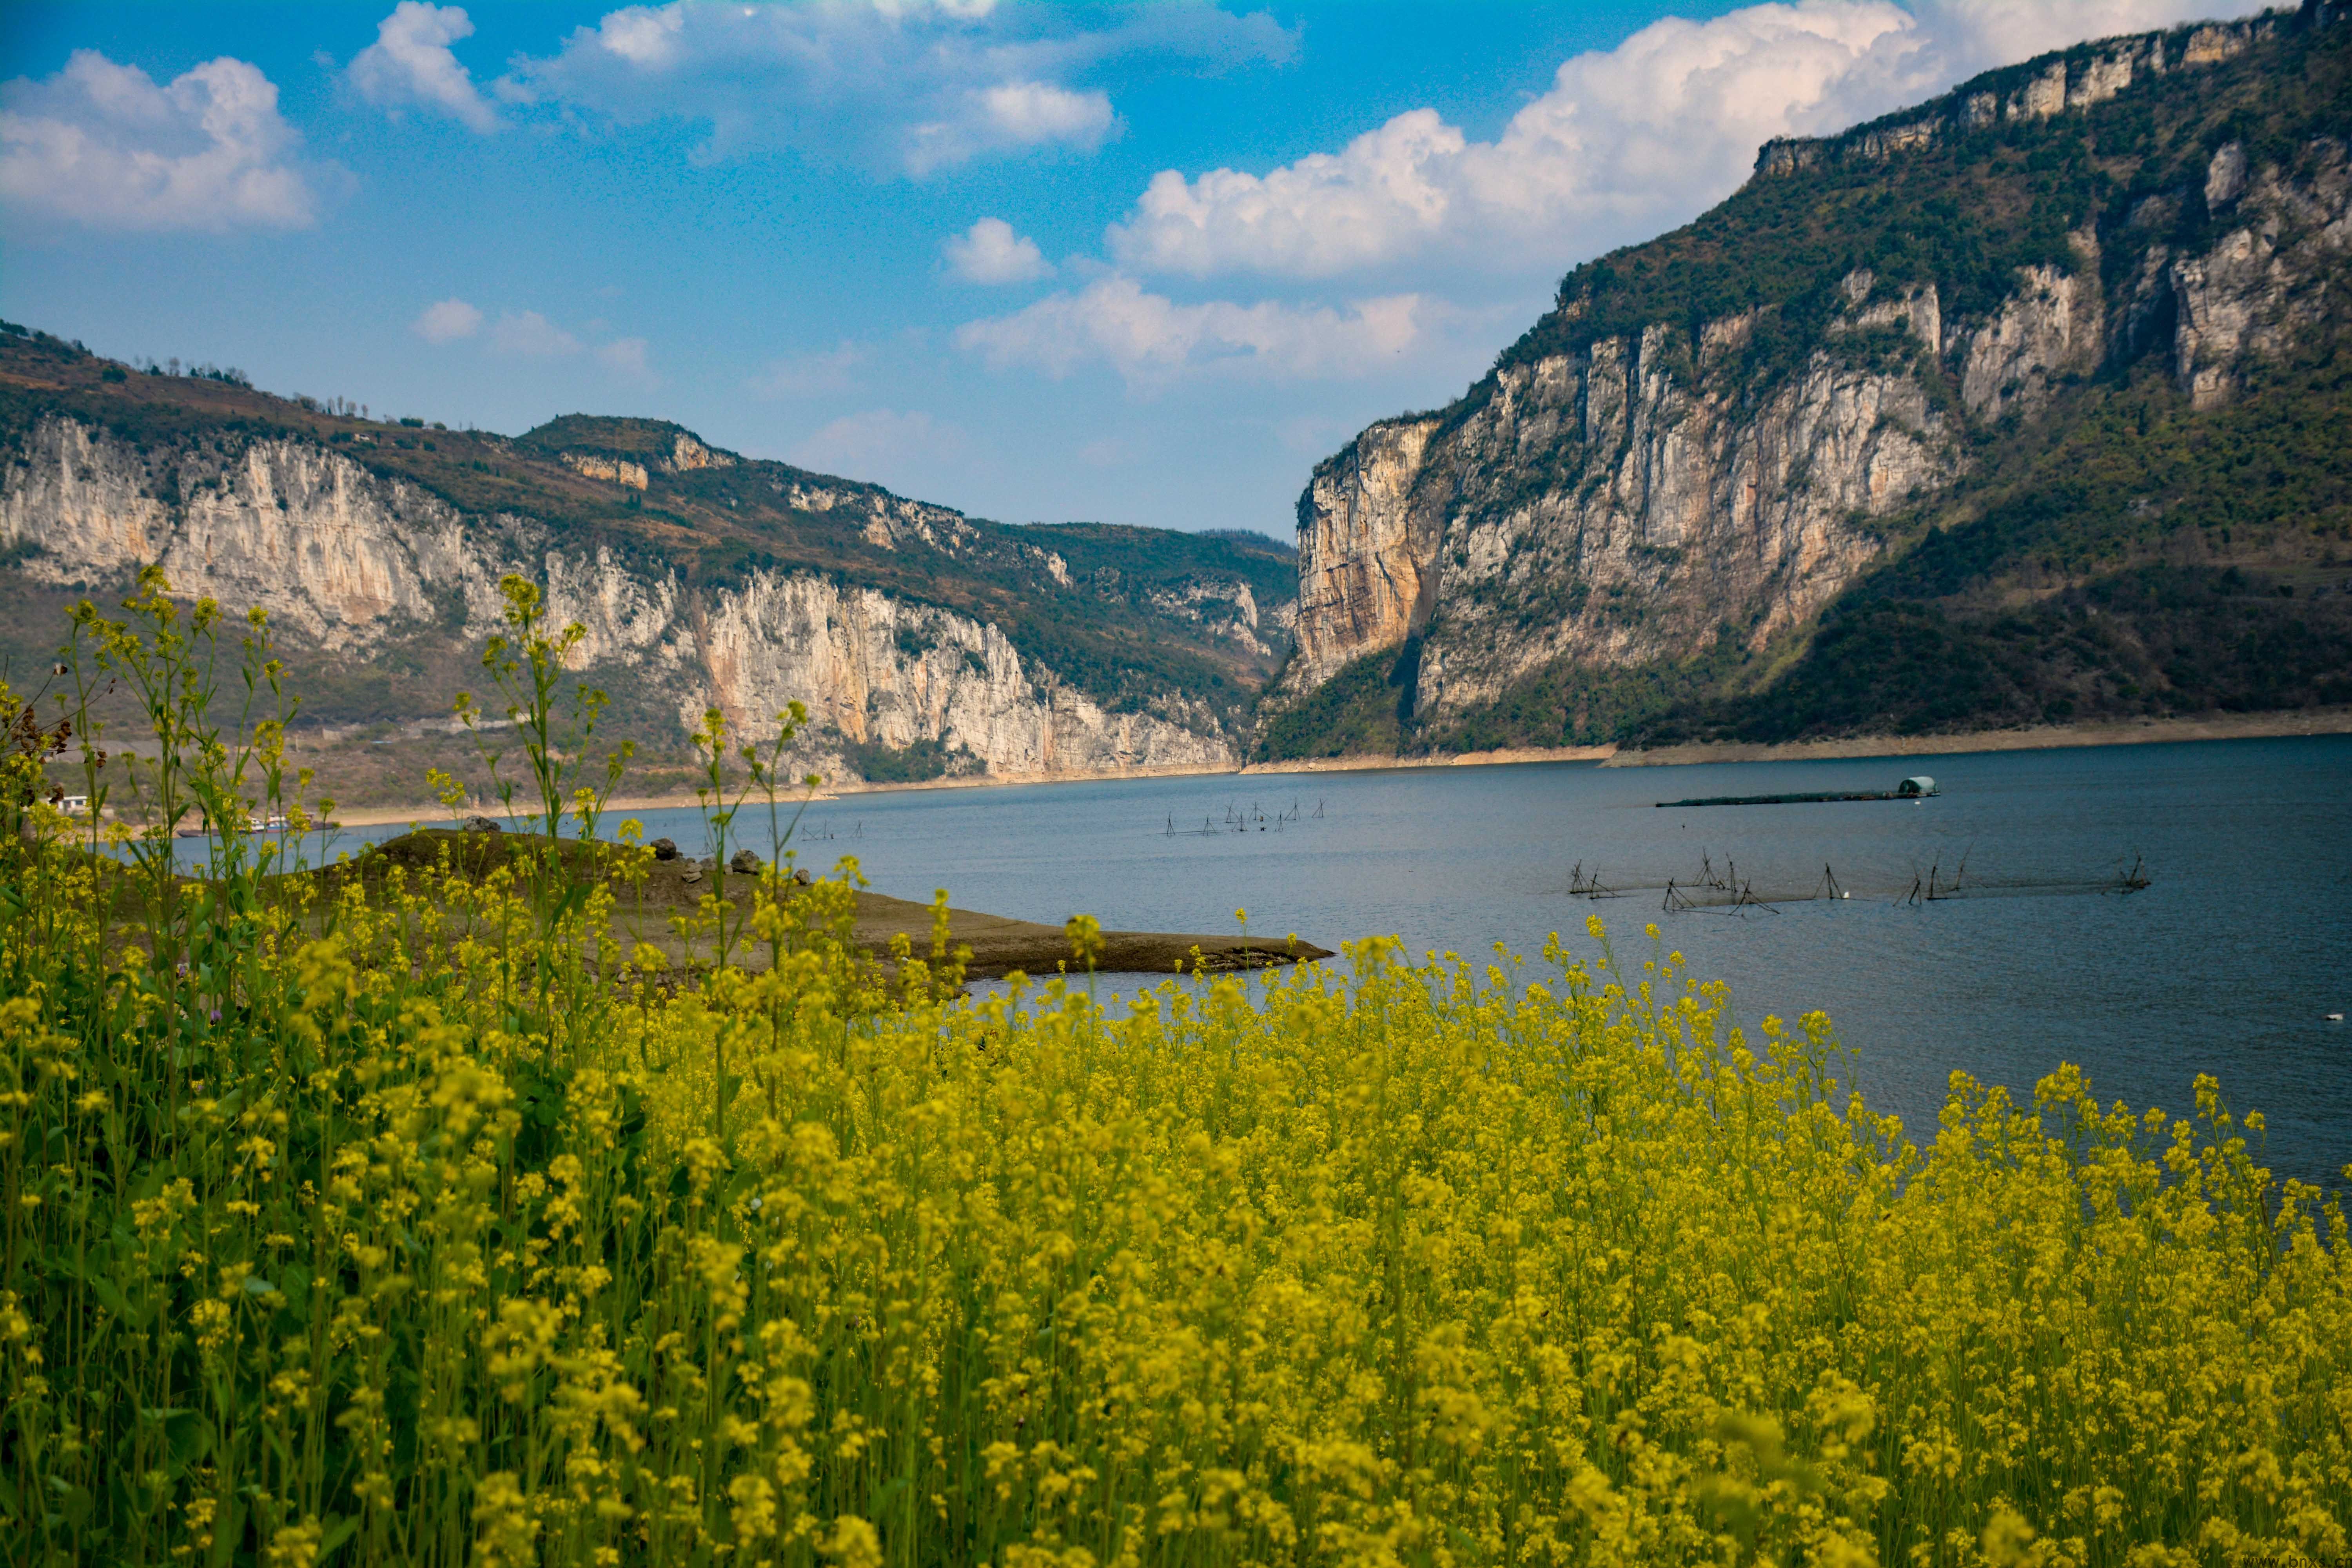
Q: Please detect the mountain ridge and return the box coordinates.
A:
[0,324,1296,804]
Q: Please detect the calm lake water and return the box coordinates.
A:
[265,735,2352,1186]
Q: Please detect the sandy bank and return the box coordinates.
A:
[326,761,1239,828]
[1238,745,1621,775]
[1595,706,2352,769]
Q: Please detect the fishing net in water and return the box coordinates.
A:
[1565,852,2151,914]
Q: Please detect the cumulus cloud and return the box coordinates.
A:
[749,341,870,398]
[490,310,582,356]
[1108,0,2273,281]
[955,274,1427,384]
[0,50,321,231]
[944,218,1051,284]
[500,0,1291,173]
[1910,0,2272,68]
[908,81,1114,173]
[791,408,970,480]
[412,297,484,342]
[982,80,1112,143]
[348,2,501,131]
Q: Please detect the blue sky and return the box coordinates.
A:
[0,0,2265,537]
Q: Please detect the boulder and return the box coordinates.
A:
[650,837,679,861]
[730,848,762,875]
[463,815,502,833]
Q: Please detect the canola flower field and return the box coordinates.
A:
[3,573,2349,1568]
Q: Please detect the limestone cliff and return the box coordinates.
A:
[1269,2,2352,750]
[0,404,1259,784]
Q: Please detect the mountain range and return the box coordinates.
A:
[4,1,2348,804]
[0,334,1292,803]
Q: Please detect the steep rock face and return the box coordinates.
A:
[1958,263,2098,420]
[0,418,1234,776]
[1144,579,1285,659]
[2,420,466,644]
[2165,137,2351,407]
[1276,7,2349,739]
[1287,417,1441,691]
[1428,304,1957,722]
[698,574,1230,776]
[1281,280,1968,724]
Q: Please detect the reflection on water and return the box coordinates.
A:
[160,734,2352,1186]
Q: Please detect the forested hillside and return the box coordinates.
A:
[0,326,1294,799]
[1260,0,2351,759]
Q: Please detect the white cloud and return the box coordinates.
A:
[944,218,1051,285]
[597,336,653,379]
[0,50,321,231]
[490,310,582,356]
[907,81,1116,173]
[984,80,1111,143]
[1108,0,2274,281]
[412,297,484,342]
[791,408,969,480]
[1910,0,2273,67]
[501,1,1289,173]
[749,341,870,398]
[955,273,1428,385]
[349,2,501,132]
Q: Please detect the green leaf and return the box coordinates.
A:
[276,1264,312,1321]
[208,1495,245,1568]
[167,1412,211,1472]
[85,1276,132,1322]
[318,1513,362,1561]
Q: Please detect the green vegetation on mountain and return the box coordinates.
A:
[0,323,1294,786]
[1262,5,2352,760]
[1434,340,2352,751]
[1252,643,1416,759]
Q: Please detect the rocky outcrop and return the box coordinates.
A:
[1145,578,1283,659]
[562,452,650,489]
[2163,137,2351,408]
[1958,263,2097,421]
[1277,276,1967,724]
[1287,417,1441,691]
[0,418,1236,778]
[777,477,977,555]
[1753,16,2275,180]
[664,432,733,473]
[698,573,1230,776]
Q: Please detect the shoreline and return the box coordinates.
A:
[319,706,2352,826]
[324,760,1241,828]
[1592,705,2352,768]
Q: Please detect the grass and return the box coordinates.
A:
[3,572,2348,1566]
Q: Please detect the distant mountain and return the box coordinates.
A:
[0,330,1294,801]
[1259,0,2352,760]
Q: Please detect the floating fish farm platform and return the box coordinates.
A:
[1657,776,1939,809]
